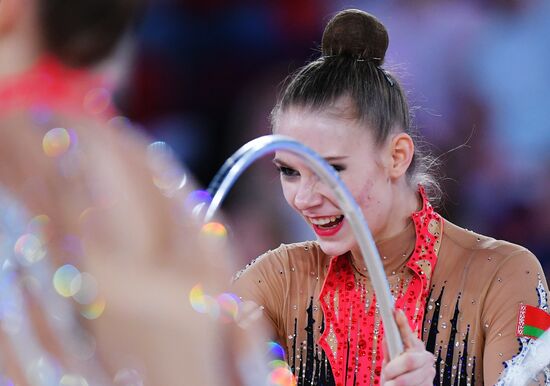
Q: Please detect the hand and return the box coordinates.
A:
[381,309,436,386]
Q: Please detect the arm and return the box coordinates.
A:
[482,250,550,385]
[232,249,287,340]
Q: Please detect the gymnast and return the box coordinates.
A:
[233,9,550,385]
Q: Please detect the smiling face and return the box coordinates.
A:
[272,99,402,257]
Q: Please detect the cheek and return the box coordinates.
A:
[280,180,297,209]
[353,179,376,211]
[352,178,388,230]
[348,163,388,213]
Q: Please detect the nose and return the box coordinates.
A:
[293,175,323,210]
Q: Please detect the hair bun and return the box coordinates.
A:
[321,9,389,65]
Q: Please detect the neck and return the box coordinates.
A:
[380,182,420,241]
[350,182,420,266]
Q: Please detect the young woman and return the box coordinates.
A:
[233,9,549,385]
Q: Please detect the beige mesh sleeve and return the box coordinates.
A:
[482,249,549,385]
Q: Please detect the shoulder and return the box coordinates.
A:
[233,241,329,281]
[437,218,545,293]
[439,217,548,318]
[441,218,537,266]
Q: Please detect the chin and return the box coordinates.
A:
[316,238,351,257]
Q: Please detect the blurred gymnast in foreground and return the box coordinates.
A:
[0,0,267,384]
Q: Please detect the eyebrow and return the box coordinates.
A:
[324,156,348,162]
[272,156,348,166]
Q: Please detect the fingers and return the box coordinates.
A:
[383,360,436,386]
[394,309,423,351]
[381,309,435,385]
[382,349,435,379]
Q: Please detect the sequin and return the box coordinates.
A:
[26,214,52,243]
[236,301,263,329]
[268,366,296,386]
[80,297,106,320]
[189,283,210,313]
[53,264,81,297]
[59,374,89,386]
[72,273,99,305]
[14,233,46,265]
[113,368,143,386]
[146,141,187,196]
[185,190,212,219]
[201,222,228,239]
[267,341,286,360]
[43,127,71,157]
[26,357,60,385]
[217,292,240,323]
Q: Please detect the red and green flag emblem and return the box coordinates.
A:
[517,304,550,339]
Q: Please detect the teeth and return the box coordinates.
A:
[310,215,342,225]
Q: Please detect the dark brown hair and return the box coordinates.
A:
[272,9,440,201]
[38,0,142,67]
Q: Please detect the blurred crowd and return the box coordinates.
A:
[122,0,550,273]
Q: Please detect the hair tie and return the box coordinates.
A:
[321,55,394,87]
[377,66,394,87]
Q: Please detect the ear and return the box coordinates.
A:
[388,133,414,180]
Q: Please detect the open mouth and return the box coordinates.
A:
[309,215,345,236]
[310,215,344,228]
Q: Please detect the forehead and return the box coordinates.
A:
[273,101,374,156]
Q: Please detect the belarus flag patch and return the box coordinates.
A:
[516,303,550,339]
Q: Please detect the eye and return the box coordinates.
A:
[331,164,345,173]
[277,166,300,177]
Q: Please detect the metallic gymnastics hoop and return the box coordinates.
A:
[204,134,404,359]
